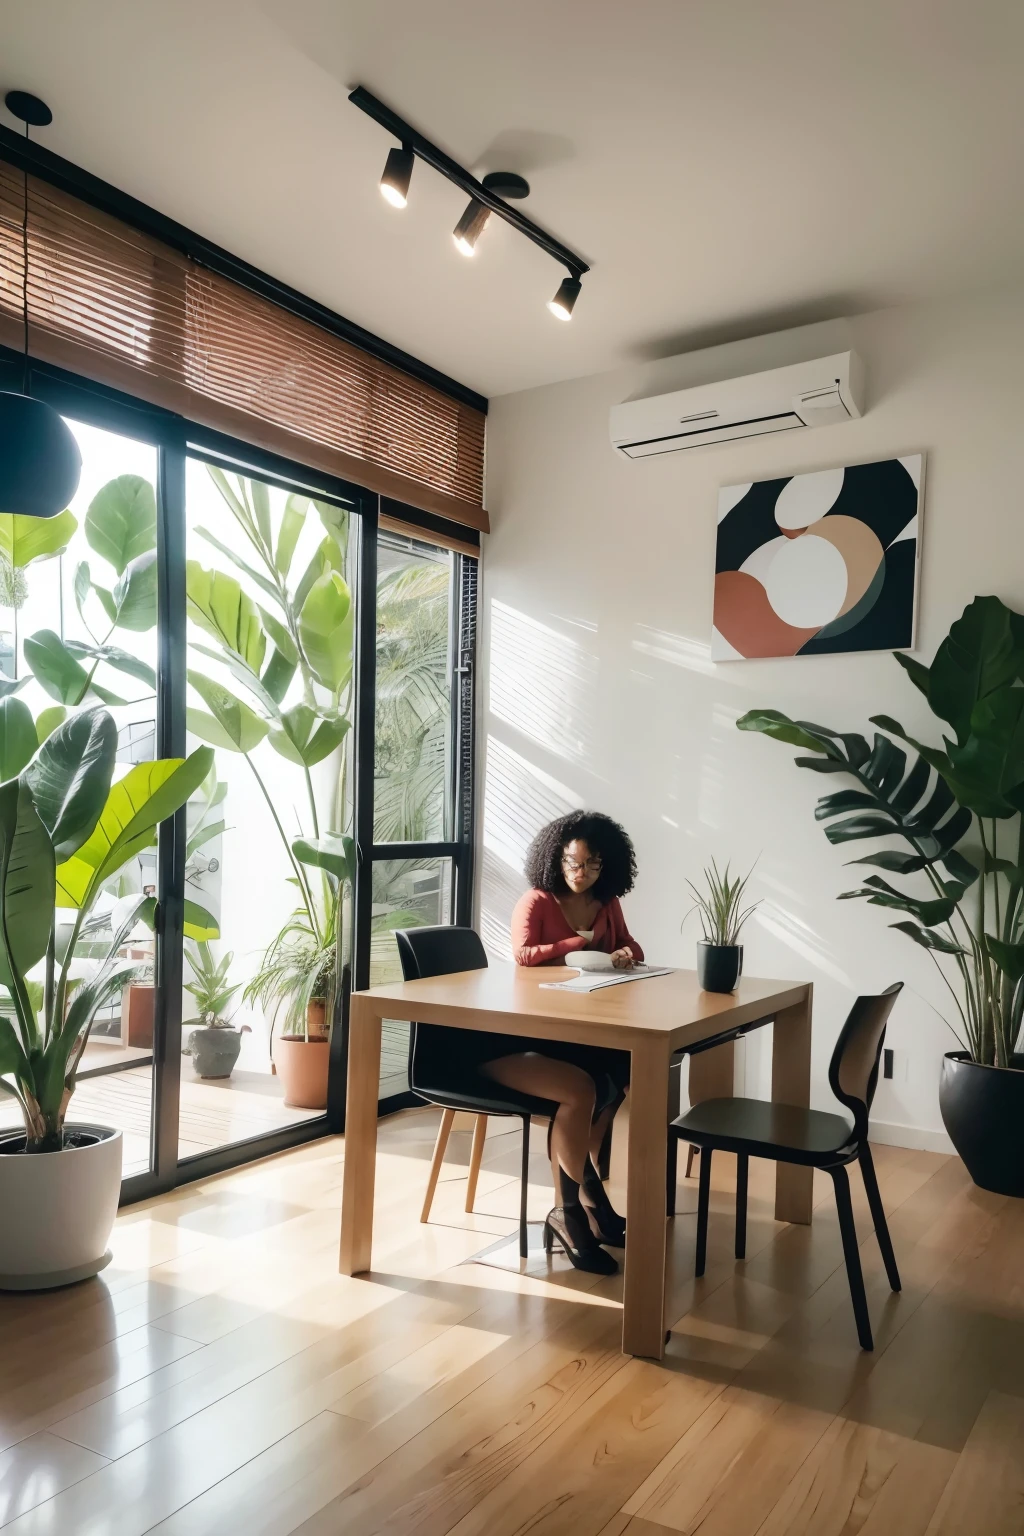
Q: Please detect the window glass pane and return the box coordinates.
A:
[0,419,159,1176]
[180,460,356,1159]
[372,857,453,1097]
[375,536,453,842]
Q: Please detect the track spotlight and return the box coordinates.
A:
[380,144,414,208]
[548,276,582,321]
[453,198,490,256]
[453,174,529,257]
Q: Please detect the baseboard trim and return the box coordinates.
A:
[870,1119,956,1156]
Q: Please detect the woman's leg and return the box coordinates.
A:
[482,1052,596,1184]
[482,1052,615,1275]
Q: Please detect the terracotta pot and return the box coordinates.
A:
[0,1124,122,1290]
[121,983,154,1048]
[274,1036,330,1109]
[305,998,329,1039]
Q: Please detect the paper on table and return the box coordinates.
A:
[539,965,672,993]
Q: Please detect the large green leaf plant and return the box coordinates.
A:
[0,708,211,1151]
[738,595,1024,1070]
[6,475,160,713]
[185,470,355,1039]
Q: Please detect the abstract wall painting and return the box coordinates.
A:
[711,455,923,660]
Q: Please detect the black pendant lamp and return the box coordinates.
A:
[0,92,81,519]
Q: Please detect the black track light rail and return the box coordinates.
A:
[349,86,589,279]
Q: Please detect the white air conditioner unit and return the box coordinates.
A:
[609,351,864,460]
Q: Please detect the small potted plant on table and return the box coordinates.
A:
[686,859,760,992]
[182,940,249,1079]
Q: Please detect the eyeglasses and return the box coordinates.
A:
[562,854,602,874]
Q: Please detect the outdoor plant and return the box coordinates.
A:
[183,940,243,1028]
[0,477,160,713]
[738,594,1024,1070]
[0,707,211,1151]
[685,859,760,946]
[243,853,345,1043]
[374,559,451,843]
[185,469,356,1040]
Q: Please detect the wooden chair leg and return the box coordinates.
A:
[695,1147,713,1277]
[420,1107,455,1224]
[666,1135,678,1215]
[519,1115,531,1259]
[735,1153,748,1260]
[685,1145,697,1179]
[831,1165,873,1350]
[858,1144,901,1292]
[465,1114,487,1213]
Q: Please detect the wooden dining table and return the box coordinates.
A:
[339,964,813,1360]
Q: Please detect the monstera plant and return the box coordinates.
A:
[739,595,1024,1196]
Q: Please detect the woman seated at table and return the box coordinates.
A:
[484,811,643,1275]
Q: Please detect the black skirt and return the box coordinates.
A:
[456,1028,630,1096]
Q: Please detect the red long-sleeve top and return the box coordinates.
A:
[511,889,645,967]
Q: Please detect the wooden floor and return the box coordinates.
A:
[1,1105,1022,1534]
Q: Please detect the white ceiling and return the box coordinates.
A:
[2,0,1023,399]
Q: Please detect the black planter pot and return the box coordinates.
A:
[939,1051,1024,1198]
[696,942,743,993]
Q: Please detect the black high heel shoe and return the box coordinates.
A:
[581,1161,626,1247]
[543,1203,618,1275]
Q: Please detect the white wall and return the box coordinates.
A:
[478,286,1024,1152]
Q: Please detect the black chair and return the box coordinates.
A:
[670,983,903,1350]
[396,926,557,1258]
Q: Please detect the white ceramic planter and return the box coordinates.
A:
[0,1124,122,1290]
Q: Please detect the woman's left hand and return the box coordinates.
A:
[610,947,635,970]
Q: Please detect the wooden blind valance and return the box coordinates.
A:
[0,165,487,531]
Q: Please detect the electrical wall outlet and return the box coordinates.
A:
[882,1048,908,1084]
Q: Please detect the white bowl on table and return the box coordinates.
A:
[572,950,616,972]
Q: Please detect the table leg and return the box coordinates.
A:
[771,989,813,1224]
[339,997,382,1274]
[623,1041,671,1359]
[688,1039,736,1104]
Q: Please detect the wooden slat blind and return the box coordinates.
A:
[0,165,487,529]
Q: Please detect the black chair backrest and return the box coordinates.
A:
[395,926,488,981]
[396,927,488,1094]
[828,983,903,1141]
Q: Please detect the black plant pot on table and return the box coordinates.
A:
[939,1051,1024,1198]
[696,942,743,993]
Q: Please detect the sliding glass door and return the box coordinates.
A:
[176,456,360,1165]
[0,413,162,1178]
[0,353,478,1196]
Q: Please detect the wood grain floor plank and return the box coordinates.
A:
[755,1417,956,1535]
[924,1391,1024,1535]
[0,1431,109,1527]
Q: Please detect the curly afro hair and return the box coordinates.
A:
[524,810,637,902]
